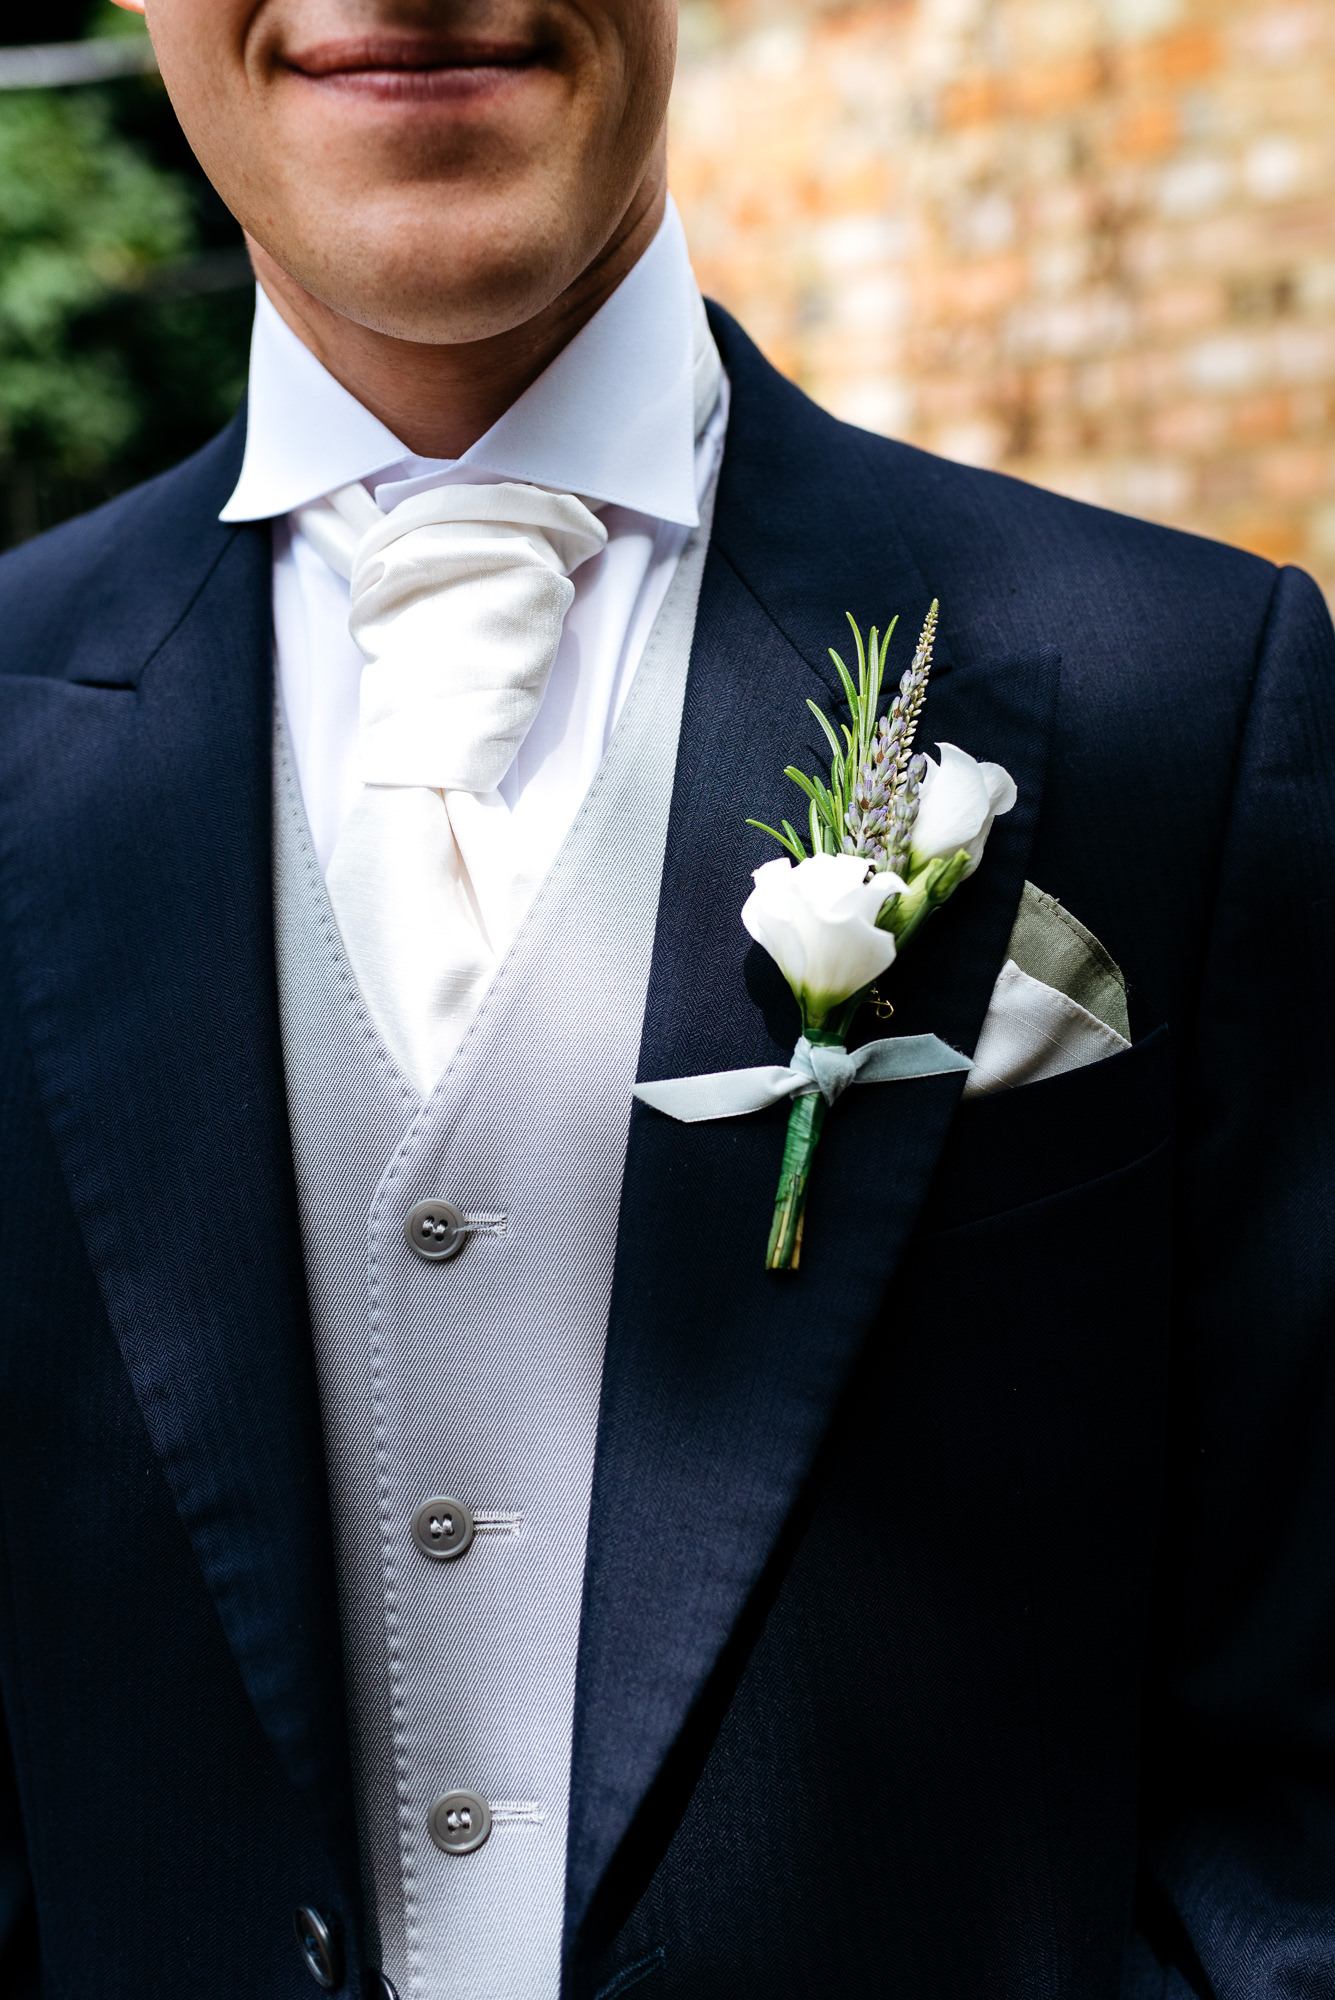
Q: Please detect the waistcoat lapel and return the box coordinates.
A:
[0,422,354,1867]
[566,312,1061,1950]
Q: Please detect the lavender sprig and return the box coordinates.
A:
[747,600,940,879]
[842,599,936,873]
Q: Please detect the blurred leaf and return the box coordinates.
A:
[0,48,252,540]
[0,88,190,475]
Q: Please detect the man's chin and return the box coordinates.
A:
[253,220,585,351]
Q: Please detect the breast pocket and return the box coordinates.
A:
[918,1022,1171,1231]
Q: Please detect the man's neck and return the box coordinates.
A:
[248,169,668,463]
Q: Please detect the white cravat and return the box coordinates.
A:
[294,479,607,1093]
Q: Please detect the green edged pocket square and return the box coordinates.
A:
[962,881,1131,1099]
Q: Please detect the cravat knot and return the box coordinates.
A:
[297,479,607,790]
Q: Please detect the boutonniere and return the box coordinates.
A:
[635,601,1017,1269]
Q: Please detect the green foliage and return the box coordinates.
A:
[784,615,900,859]
[0,87,189,475]
[0,26,253,546]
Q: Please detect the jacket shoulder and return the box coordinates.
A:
[0,413,248,682]
[852,424,1279,629]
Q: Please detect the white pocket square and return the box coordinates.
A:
[962,958,1131,1099]
[961,883,1131,1099]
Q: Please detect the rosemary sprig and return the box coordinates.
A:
[747,599,939,877]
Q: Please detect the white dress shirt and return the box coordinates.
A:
[222,198,728,877]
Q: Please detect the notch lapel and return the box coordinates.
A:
[0,426,353,1865]
[566,315,1061,1949]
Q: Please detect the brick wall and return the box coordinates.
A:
[671,0,1335,593]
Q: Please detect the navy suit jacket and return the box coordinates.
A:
[2,307,1335,2000]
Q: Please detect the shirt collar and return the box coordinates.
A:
[220,197,707,530]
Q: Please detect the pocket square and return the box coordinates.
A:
[962,883,1130,1099]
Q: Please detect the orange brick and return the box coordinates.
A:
[821,163,898,211]
[1258,445,1333,501]
[1224,517,1304,565]
[1010,56,1105,118]
[1150,402,1227,454]
[1123,31,1221,87]
[922,258,1026,320]
[939,76,1000,127]
[1231,392,1295,444]
[1145,284,1226,336]
[1111,101,1178,160]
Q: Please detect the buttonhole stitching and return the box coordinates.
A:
[462,1212,507,1238]
[472,1512,524,1535]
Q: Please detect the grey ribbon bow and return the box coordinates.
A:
[632,1032,971,1125]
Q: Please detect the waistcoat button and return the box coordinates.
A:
[430,1791,492,1854]
[405,1200,467,1261]
[413,1497,475,1561]
[292,1906,342,1990]
[373,1976,399,2000]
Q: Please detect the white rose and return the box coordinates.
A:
[742,853,903,1028]
[909,741,1017,877]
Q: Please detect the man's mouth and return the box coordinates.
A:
[283,35,546,102]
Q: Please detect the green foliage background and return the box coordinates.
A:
[0,4,252,547]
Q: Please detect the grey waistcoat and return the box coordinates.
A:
[273,482,715,2000]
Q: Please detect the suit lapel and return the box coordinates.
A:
[0,425,353,1867]
[566,313,1061,1949]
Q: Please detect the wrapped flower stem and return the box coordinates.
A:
[765,1030,844,1269]
[765,1091,826,1270]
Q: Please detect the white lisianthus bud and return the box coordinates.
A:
[742,853,904,1028]
[908,742,1017,877]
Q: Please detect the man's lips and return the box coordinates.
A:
[284,35,545,100]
